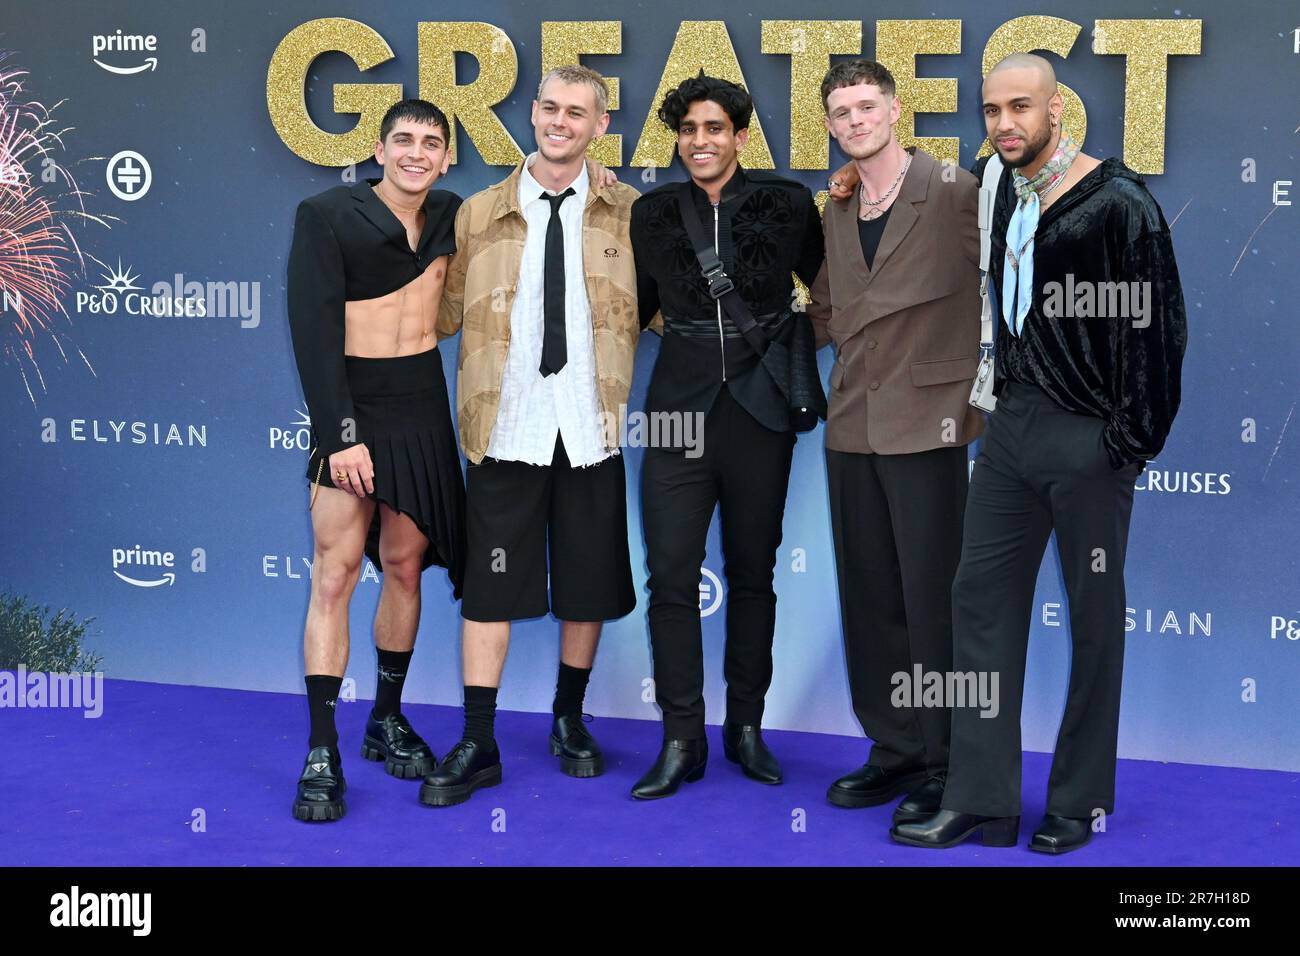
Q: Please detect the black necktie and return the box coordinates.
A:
[540,187,576,377]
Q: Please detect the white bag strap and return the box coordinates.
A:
[977,153,1004,350]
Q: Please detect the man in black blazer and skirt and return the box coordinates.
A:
[285,99,467,821]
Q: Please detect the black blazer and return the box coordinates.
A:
[286,179,460,457]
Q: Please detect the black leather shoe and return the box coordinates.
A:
[292,745,347,822]
[630,739,708,800]
[1029,814,1093,854]
[722,722,782,784]
[892,773,946,825]
[550,713,604,778]
[827,763,927,808]
[891,809,1019,849]
[418,738,502,807]
[361,711,437,779]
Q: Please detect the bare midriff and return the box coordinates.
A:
[343,256,448,357]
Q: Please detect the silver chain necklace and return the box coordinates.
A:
[858,153,911,221]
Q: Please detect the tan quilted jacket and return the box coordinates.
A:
[437,159,640,464]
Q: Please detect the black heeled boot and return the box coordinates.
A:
[630,739,708,800]
[722,723,782,784]
[1029,814,1093,854]
[890,809,1020,849]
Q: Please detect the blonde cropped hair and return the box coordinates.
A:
[537,64,610,115]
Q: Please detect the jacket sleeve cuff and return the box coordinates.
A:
[313,411,361,460]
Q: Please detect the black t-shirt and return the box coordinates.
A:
[856,204,892,270]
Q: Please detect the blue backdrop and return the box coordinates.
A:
[2,1,1296,772]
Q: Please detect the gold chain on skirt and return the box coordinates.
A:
[309,445,324,511]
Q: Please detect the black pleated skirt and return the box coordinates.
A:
[306,348,466,597]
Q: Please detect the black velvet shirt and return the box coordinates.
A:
[286,179,460,457]
[974,156,1187,469]
[630,165,825,432]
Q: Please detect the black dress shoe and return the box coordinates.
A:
[550,713,604,778]
[892,773,946,825]
[361,711,437,779]
[1029,814,1093,854]
[722,723,782,784]
[827,763,927,808]
[891,809,1020,849]
[630,739,708,800]
[418,738,502,807]
[293,745,347,822]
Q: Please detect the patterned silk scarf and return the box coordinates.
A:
[1002,129,1080,336]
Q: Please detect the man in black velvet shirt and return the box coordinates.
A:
[891,54,1187,854]
[629,74,824,798]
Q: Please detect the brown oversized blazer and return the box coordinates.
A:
[807,147,985,455]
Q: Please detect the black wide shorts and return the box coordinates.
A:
[460,436,636,623]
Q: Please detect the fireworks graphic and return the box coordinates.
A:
[0,47,112,406]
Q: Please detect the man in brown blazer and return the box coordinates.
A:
[807,60,983,824]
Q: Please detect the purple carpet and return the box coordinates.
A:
[2,679,1295,866]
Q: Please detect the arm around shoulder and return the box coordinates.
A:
[437,200,471,340]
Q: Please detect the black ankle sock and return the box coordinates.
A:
[552,662,592,717]
[372,648,413,719]
[463,685,498,745]
[305,674,343,749]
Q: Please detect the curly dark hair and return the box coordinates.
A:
[379,98,451,146]
[656,71,753,133]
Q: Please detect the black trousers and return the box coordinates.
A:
[826,445,969,775]
[941,383,1142,818]
[641,385,796,740]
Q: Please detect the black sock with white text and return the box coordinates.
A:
[305,674,343,749]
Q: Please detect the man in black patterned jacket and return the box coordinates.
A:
[629,73,824,799]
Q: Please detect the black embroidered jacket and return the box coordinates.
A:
[630,165,825,432]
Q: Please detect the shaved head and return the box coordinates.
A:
[982,52,1064,172]
[985,52,1058,95]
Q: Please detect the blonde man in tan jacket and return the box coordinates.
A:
[420,65,641,807]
